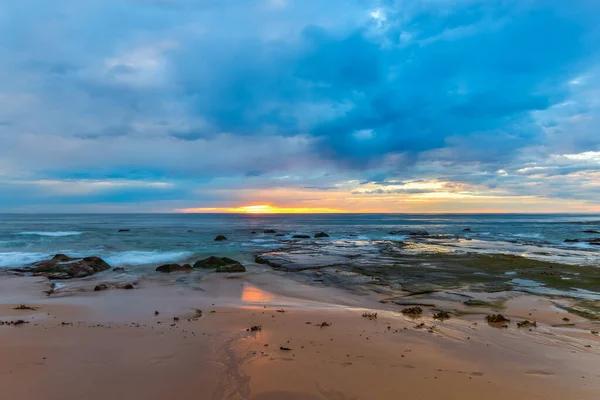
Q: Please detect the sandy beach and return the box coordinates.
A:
[1,266,599,400]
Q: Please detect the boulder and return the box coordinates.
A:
[251,231,257,234]
[583,230,600,234]
[388,230,429,236]
[118,229,130,232]
[31,255,111,279]
[94,284,109,292]
[564,239,580,243]
[214,235,227,241]
[193,256,241,269]
[314,232,329,238]
[292,234,311,239]
[113,267,125,272]
[463,228,472,232]
[275,234,285,237]
[264,229,277,234]
[119,284,135,290]
[155,264,193,273]
[216,264,246,273]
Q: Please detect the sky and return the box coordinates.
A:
[1,0,600,213]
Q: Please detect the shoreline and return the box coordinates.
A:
[1,269,599,399]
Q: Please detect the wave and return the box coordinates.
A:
[512,233,543,239]
[104,251,193,266]
[17,231,83,237]
[0,252,51,267]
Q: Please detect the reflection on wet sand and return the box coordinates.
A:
[242,285,275,304]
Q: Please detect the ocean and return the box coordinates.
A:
[1,213,599,270]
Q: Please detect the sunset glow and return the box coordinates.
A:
[178,204,344,214]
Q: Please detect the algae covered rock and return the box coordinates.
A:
[156,264,193,273]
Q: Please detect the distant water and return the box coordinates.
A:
[1,213,599,269]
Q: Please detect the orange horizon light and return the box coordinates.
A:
[177,204,344,214]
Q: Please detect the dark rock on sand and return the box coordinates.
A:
[314,232,330,238]
[216,264,246,273]
[155,264,193,273]
[486,314,510,323]
[94,284,109,292]
[119,284,135,290]
[113,267,125,272]
[118,229,130,232]
[193,256,241,269]
[29,255,111,279]
[401,306,423,315]
[292,234,311,239]
[264,229,277,234]
[214,235,227,241]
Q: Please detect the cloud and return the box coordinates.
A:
[0,0,599,211]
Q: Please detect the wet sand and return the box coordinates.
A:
[1,271,599,400]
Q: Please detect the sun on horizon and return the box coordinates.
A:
[177,204,345,214]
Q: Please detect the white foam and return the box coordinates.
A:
[513,233,543,239]
[0,252,51,267]
[17,231,83,237]
[104,251,193,266]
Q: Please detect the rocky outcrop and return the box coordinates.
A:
[583,230,600,234]
[264,229,277,234]
[292,234,311,239]
[463,228,472,232]
[193,256,240,269]
[314,232,329,238]
[118,229,130,232]
[155,264,193,273]
[564,238,600,245]
[113,267,125,272]
[214,235,227,241]
[216,264,246,273]
[24,255,111,279]
[388,230,429,236]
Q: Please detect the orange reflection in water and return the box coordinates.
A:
[241,285,275,304]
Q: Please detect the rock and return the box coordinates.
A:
[486,314,510,323]
[388,230,429,236]
[193,256,241,269]
[401,306,423,315]
[247,325,262,332]
[31,255,111,279]
[118,229,130,232]
[214,235,227,241]
[264,229,277,234]
[314,232,329,238]
[517,320,537,328]
[251,231,257,234]
[275,234,285,237]
[113,267,125,272]
[155,264,193,273]
[463,228,472,232]
[292,234,311,239]
[216,263,246,273]
[94,284,109,292]
[433,311,451,320]
[583,230,600,234]
[564,238,600,245]
[119,284,135,290]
